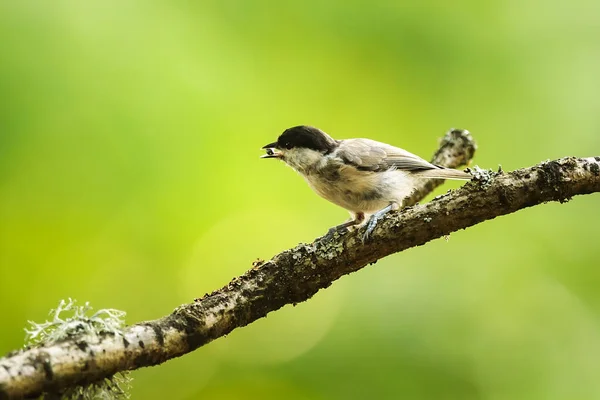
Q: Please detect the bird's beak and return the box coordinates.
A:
[261,142,282,159]
[262,142,277,149]
[261,153,279,159]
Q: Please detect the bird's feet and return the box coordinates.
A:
[324,212,365,240]
[361,202,399,242]
[361,215,380,242]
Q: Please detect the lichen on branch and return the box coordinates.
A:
[14,299,131,400]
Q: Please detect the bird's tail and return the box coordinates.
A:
[414,168,472,180]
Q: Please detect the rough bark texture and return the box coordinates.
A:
[1,130,599,399]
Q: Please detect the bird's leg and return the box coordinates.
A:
[362,202,400,241]
[326,212,365,238]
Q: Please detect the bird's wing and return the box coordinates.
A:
[337,138,440,172]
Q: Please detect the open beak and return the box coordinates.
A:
[261,142,282,159]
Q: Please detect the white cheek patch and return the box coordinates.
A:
[284,149,323,172]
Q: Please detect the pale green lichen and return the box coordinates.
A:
[25,299,132,400]
[25,299,126,345]
[316,238,345,260]
[57,375,133,400]
[468,165,495,188]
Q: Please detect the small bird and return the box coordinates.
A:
[262,125,471,239]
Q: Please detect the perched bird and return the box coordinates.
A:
[262,125,471,239]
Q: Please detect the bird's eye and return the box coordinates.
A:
[284,142,292,149]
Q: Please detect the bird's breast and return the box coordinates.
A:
[304,165,410,213]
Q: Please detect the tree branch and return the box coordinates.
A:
[2,130,600,399]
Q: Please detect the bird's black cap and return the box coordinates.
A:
[263,126,338,154]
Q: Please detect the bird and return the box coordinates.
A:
[261,125,471,240]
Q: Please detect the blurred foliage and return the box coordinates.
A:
[1,0,599,399]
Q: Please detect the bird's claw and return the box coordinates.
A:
[362,215,379,242]
[361,202,398,242]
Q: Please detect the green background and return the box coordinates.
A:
[1,1,600,399]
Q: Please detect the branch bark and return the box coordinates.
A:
[2,130,600,399]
